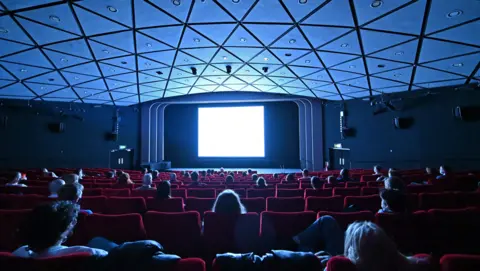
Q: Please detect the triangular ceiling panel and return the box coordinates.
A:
[366,57,411,75]
[16,18,79,45]
[211,49,243,64]
[426,0,480,34]
[141,81,166,90]
[224,25,262,47]
[270,48,310,64]
[422,53,480,77]
[105,78,134,90]
[89,40,130,60]
[244,24,292,46]
[25,82,66,96]
[234,65,263,76]
[320,31,361,54]
[141,68,170,79]
[0,16,33,44]
[75,78,107,90]
[0,40,33,57]
[0,79,16,88]
[45,39,93,59]
[303,0,354,26]
[180,27,217,48]
[192,24,237,45]
[302,70,331,81]
[2,49,53,69]
[73,4,127,36]
[0,83,35,97]
[289,66,320,77]
[290,52,323,68]
[420,38,479,63]
[0,62,51,80]
[271,27,311,49]
[361,30,413,54]
[301,79,330,89]
[108,72,137,83]
[236,75,263,84]
[139,26,183,48]
[244,0,292,23]
[226,47,263,63]
[100,55,136,71]
[375,66,413,83]
[353,0,411,25]
[413,66,465,84]
[62,62,101,77]
[44,50,90,69]
[182,47,219,63]
[266,76,293,86]
[98,63,131,77]
[430,21,480,47]
[370,39,418,63]
[370,76,407,89]
[78,0,132,27]
[250,50,281,65]
[90,31,135,53]
[338,76,369,89]
[174,51,205,66]
[269,66,298,78]
[133,0,178,28]
[137,56,168,70]
[329,69,364,82]
[25,71,67,85]
[283,0,326,22]
[136,32,172,53]
[190,87,210,94]
[18,3,81,35]
[141,50,176,66]
[415,79,468,89]
[148,0,191,22]
[317,51,357,67]
[300,26,352,48]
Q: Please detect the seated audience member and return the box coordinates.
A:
[311,176,323,190]
[327,175,337,185]
[219,173,225,178]
[169,173,179,183]
[42,168,58,178]
[220,167,225,173]
[105,171,115,179]
[156,181,171,200]
[118,172,134,186]
[136,174,155,190]
[206,170,212,177]
[6,172,27,187]
[437,165,451,179]
[225,175,235,184]
[252,174,259,182]
[58,183,92,214]
[242,171,248,178]
[373,165,383,176]
[378,189,408,214]
[143,168,149,175]
[212,189,246,215]
[13,201,107,258]
[229,172,235,177]
[48,179,65,198]
[282,173,298,184]
[384,176,406,193]
[152,170,159,180]
[75,169,84,180]
[115,170,124,178]
[298,169,310,181]
[337,168,353,182]
[255,177,268,188]
[188,171,206,187]
[184,172,191,179]
[63,174,79,185]
[247,169,253,175]
[273,173,279,180]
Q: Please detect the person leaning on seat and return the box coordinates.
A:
[58,182,93,214]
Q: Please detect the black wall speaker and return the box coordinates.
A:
[48,122,65,133]
[106,133,118,141]
[453,106,480,121]
[393,117,414,129]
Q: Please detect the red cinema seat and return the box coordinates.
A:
[317,211,375,231]
[247,189,275,198]
[94,183,113,189]
[171,189,187,199]
[326,256,356,271]
[407,185,434,194]
[144,211,201,257]
[82,188,102,196]
[345,182,366,188]
[266,197,305,212]
[22,186,49,196]
[175,258,206,271]
[333,188,361,197]
[147,198,185,212]
[0,194,53,210]
[276,189,304,198]
[105,197,147,214]
[79,196,107,213]
[241,197,266,213]
[305,188,333,197]
[419,192,459,210]
[260,211,316,251]
[185,198,215,218]
[305,196,344,212]
[102,188,131,197]
[0,252,93,271]
[323,183,345,189]
[455,191,480,208]
[361,187,379,196]
[453,175,479,192]
[187,189,216,198]
[344,195,381,212]
[276,184,299,189]
[229,185,250,189]
[0,209,30,251]
[84,213,146,244]
[440,254,480,271]
[111,184,134,190]
[203,212,260,256]
[361,175,380,182]
[131,189,157,199]
[366,181,384,188]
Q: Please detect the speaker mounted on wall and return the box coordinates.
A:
[106,132,118,141]
[48,122,65,133]
[453,106,480,121]
[393,117,414,129]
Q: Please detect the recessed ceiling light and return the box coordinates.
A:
[20,68,27,72]
[394,51,404,56]
[145,62,151,66]
[264,57,269,61]
[289,39,296,44]
[285,53,292,57]
[349,65,356,68]
[394,73,402,77]
[452,63,464,67]
[245,69,250,73]
[146,43,152,47]
[172,0,181,6]
[185,79,189,82]
[305,60,311,64]
[223,56,228,60]
[232,0,240,3]
[156,71,163,75]
[102,49,109,54]
[0,28,8,34]
[48,78,55,82]
[74,76,79,80]
[370,0,383,8]
[107,6,118,12]
[193,38,201,43]
[377,64,385,68]
[113,83,118,86]
[121,61,127,64]
[40,86,46,90]
[299,0,308,4]
[240,37,247,42]
[110,68,116,72]
[144,77,149,80]
[184,58,189,62]
[49,15,60,22]
[340,43,349,48]
[60,58,68,62]
[447,10,463,18]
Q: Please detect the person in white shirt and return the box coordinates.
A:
[6,172,27,187]
[63,174,79,185]
[12,201,107,258]
[48,179,65,198]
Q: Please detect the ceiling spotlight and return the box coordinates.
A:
[60,58,68,63]
[156,71,163,75]
[102,49,109,54]
[232,0,240,3]
[452,63,464,67]
[305,60,311,64]
[49,15,60,22]
[193,38,201,43]
[340,43,349,48]
[394,51,404,56]
[20,68,27,72]
[107,6,118,13]
[74,76,80,80]
[146,43,152,47]
[121,61,128,64]
[262,66,269,73]
[191,67,197,75]
[240,37,247,42]
[349,65,356,69]
[264,57,269,61]
[145,62,151,66]
[377,64,385,68]
[447,10,463,18]
[245,69,250,73]
[370,0,383,8]
[0,27,8,34]
[40,86,46,90]
[113,83,118,86]
[285,53,292,57]
[222,56,228,60]
[226,65,232,74]
[394,73,402,77]
[172,0,181,6]
[299,0,308,4]
[289,39,296,44]
[48,78,55,82]
[184,58,189,62]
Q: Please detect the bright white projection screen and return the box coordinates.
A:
[198,106,265,157]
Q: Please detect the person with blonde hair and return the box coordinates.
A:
[212,189,246,215]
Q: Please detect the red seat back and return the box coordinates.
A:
[317,211,375,231]
[102,188,130,197]
[344,195,381,212]
[0,195,53,210]
[440,254,480,271]
[185,198,215,218]
[131,189,157,199]
[83,213,146,244]
[305,196,344,212]
[419,192,459,210]
[304,188,333,197]
[171,189,187,199]
[266,197,305,212]
[187,189,216,198]
[105,197,147,214]
[246,189,275,198]
[324,183,345,188]
[0,209,30,251]
[82,188,102,196]
[276,189,304,198]
[144,211,201,257]
[146,198,185,212]
[241,197,266,213]
[455,191,480,208]
[326,256,356,271]
[345,182,366,188]
[361,187,379,196]
[407,185,434,194]
[80,196,107,213]
[366,181,384,188]
[276,184,299,189]
[333,187,361,197]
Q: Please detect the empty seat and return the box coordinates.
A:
[323,183,345,189]
[94,183,113,189]
[104,197,147,214]
[266,197,305,212]
[246,189,275,198]
[305,196,344,212]
[83,213,147,244]
[361,187,379,196]
[344,195,381,212]
[144,211,201,257]
[203,212,260,256]
[82,188,102,196]
[455,191,480,208]
[317,211,375,231]
[79,196,107,213]
[241,197,266,213]
[171,189,187,199]
[333,188,361,197]
[304,188,333,197]
[276,189,304,198]
[0,209,30,251]
[0,194,53,210]
[406,185,434,194]
[440,254,480,271]
[102,188,131,197]
[345,182,366,188]
[147,198,185,212]
[260,211,316,250]
[131,189,157,199]
[187,189,216,198]
[185,198,215,218]
[418,192,459,210]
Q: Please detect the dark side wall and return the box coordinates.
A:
[0,100,140,169]
[323,87,480,171]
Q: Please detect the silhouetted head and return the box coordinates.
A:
[374,165,382,174]
[142,174,153,187]
[311,176,322,189]
[247,169,252,175]
[58,183,84,203]
[252,174,258,182]
[156,181,171,200]
[286,173,295,183]
[302,169,309,177]
[118,173,132,185]
[384,176,406,193]
[340,168,350,178]
[212,189,246,215]
[191,171,199,182]
[49,179,65,196]
[439,165,450,176]
[242,171,247,177]
[225,175,234,184]
[273,173,279,179]
[256,177,267,188]
[63,174,79,185]
[380,189,407,213]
